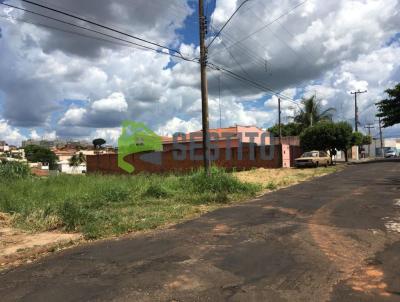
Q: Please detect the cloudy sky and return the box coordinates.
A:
[0,0,399,146]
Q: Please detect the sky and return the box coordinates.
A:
[0,0,399,146]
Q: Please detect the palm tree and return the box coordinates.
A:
[293,96,336,128]
[69,152,86,168]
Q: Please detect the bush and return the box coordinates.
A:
[143,183,170,199]
[186,167,257,194]
[57,200,90,231]
[0,161,31,179]
[101,187,131,203]
[266,182,277,190]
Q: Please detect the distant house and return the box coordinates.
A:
[0,143,10,153]
[57,160,86,175]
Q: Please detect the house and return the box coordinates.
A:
[369,137,400,157]
[0,142,10,153]
[58,160,86,174]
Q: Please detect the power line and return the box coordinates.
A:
[247,7,314,66]
[20,0,185,58]
[1,2,199,63]
[207,0,251,49]
[208,62,295,101]
[222,0,308,52]
[0,14,144,50]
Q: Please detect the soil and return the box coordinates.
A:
[0,213,81,270]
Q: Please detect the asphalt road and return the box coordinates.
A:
[1,161,400,301]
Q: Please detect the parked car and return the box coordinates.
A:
[295,151,331,168]
[384,148,397,158]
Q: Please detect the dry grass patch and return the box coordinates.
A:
[235,166,341,192]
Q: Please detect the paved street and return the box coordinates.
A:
[1,161,399,301]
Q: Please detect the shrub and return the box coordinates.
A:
[266,182,277,190]
[0,161,31,179]
[143,183,169,199]
[57,200,90,231]
[186,167,257,194]
[101,187,131,203]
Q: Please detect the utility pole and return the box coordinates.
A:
[278,97,282,145]
[350,90,367,132]
[198,0,211,173]
[364,124,374,157]
[378,117,384,157]
[218,73,222,129]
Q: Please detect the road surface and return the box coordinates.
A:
[1,161,399,301]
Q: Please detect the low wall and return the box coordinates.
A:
[87,145,302,174]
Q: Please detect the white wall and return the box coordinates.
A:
[58,163,86,174]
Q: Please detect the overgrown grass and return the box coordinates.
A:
[0,167,260,239]
[0,161,31,179]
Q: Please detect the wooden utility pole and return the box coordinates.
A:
[198,0,211,173]
[350,90,367,132]
[378,117,384,157]
[278,97,282,145]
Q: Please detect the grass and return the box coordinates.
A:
[0,163,341,240]
[234,166,341,191]
[0,167,260,239]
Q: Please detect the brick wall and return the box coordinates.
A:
[87,145,295,174]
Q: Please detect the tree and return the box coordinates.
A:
[333,122,354,162]
[69,152,86,167]
[24,145,58,169]
[293,96,336,128]
[377,83,400,127]
[300,122,353,162]
[268,122,303,137]
[92,138,106,150]
[362,135,372,146]
[351,132,364,146]
[300,122,337,163]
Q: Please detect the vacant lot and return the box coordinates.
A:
[0,166,341,241]
[235,166,341,190]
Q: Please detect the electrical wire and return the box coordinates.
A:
[222,0,308,52]
[19,0,186,58]
[207,0,251,49]
[1,2,199,63]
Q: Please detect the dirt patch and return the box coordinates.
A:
[0,213,81,270]
[308,187,393,298]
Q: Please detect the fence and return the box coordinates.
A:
[87,144,303,174]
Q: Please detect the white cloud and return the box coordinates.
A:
[0,119,26,145]
[157,117,202,136]
[91,128,122,146]
[59,108,87,126]
[91,92,128,113]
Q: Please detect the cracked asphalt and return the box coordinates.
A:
[0,160,399,301]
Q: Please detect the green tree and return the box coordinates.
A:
[300,122,353,162]
[351,132,364,146]
[300,122,337,163]
[362,135,372,146]
[93,138,106,149]
[24,145,58,169]
[294,96,336,128]
[268,122,303,137]
[377,83,400,127]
